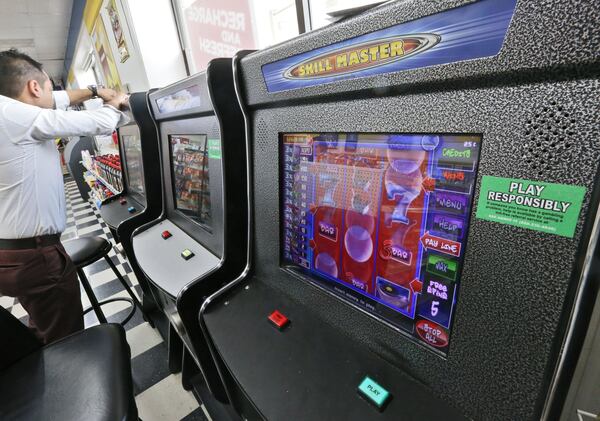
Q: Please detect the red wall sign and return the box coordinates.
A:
[183,0,257,71]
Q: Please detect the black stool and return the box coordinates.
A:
[63,237,143,325]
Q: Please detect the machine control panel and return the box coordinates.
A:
[133,219,220,297]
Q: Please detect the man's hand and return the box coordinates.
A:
[106,92,129,111]
[97,88,118,102]
[119,94,130,110]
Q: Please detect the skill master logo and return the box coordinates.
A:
[283,34,441,80]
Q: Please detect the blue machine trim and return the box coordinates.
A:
[262,0,517,93]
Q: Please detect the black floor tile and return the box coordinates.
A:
[92,278,124,301]
[73,210,95,219]
[131,342,171,395]
[61,231,77,240]
[181,407,208,421]
[78,228,105,237]
[83,258,109,276]
[112,304,146,331]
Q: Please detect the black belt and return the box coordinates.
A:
[0,234,61,250]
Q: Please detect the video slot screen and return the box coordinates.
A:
[281,133,481,355]
[156,85,202,114]
[169,135,211,230]
[122,134,145,199]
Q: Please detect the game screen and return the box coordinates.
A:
[122,134,145,200]
[170,134,211,230]
[281,133,481,354]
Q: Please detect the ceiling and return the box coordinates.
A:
[0,0,74,82]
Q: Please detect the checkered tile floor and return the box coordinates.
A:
[0,179,210,421]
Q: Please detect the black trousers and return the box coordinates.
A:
[0,241,84,344]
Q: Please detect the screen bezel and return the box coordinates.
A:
[159,117,224,257]
[278,132,482,356]
[118,123,147,207]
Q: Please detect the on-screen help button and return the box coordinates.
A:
[357,376,391,411]
[161,230,172,239]
[181,249,194,260]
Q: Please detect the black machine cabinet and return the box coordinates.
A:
[98,121,145,236]
[200,1,600,420]
[130,59,248,409]
[98,91,163,314]
[99,91,162,240]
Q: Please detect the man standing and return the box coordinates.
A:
[0,49,129,344]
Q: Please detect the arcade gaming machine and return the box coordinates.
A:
[97,92,163,314]
[200,1,600,420]
[130,59,247,410]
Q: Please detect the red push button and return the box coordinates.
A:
[119,198,127,205]
[161,230,172,239]
[268,310,290,330]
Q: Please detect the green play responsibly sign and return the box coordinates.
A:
[208,139,222,159]
[476,176,586,238]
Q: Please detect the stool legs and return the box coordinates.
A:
[104,256,145,315]
[77,268,108,324]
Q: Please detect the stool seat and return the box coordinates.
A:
[0,323,138,421]
[63,236,112,267]
[63,236,145,326]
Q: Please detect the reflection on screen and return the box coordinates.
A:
[170,135,211,229]
[281,133,481,354]
[122,135,145,199]
[156,85,202,114]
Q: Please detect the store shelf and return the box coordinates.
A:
[81,161,121,196]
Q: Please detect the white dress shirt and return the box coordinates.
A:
[0,91,129,239]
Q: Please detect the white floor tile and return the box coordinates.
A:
[76,215,99,224]
[74,208,94,217]
[87,268,119,287]
[128,272,139,286]
[0,295,14,308]
[11,303,28,319]
[126,322,164,358]
[135,374,199,421]
[78,225,104,235]
[72,202,89,210]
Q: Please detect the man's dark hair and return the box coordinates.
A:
[0,49,47,98]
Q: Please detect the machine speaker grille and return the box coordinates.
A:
[255,118,271,152]
[523,102,576,176]
[210,121,220,138]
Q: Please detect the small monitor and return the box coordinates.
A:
[169,134,212,231]
[156,85,202,114]
[121,133,145,203]
[281,133,481,354]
